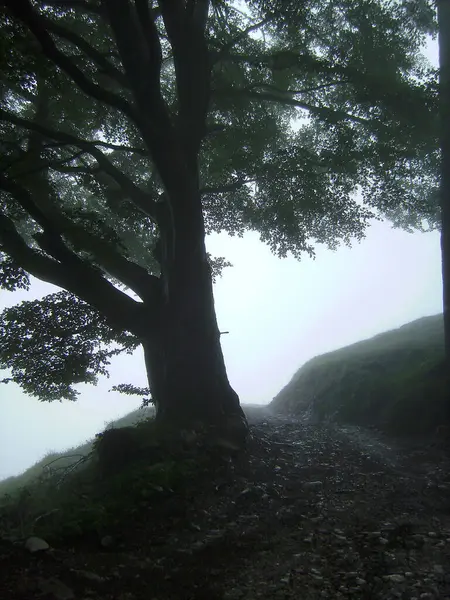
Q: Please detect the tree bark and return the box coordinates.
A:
[141,258,246,433]
[159,264,242,424]
[140,189,247,436]
[439,1,450,362]
[438,0,450,420]
[439,6,450,348]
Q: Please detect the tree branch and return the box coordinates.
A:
[2,84,162,309]
[213,88,380,129]
[40,14,129,90]
[48,163,99,175]
[0,108,159,221]
[3,0,135,119]
[104,0,165,111]
[211,17,272,63]
[159,0,211,160]
[1,170,161,304]
[134,0,160,61]
[0,210,147,335]
[103,0,181,186]
[42,139,148,155]
[6,149,86,180]
[102,1,198,210]
[200,179,252,195]
[248,80,349,96]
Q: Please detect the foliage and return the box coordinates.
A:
[0,252,30,291]
[0,0,440,400]
[109,383,152,405]
[0,291,139,400]
[271,314,447,435]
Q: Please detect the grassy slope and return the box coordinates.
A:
[0,406,155,497]
[0,404,268,498]
[0,405,263,542]
[270,314,448,436]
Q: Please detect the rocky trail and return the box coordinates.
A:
[2,408,450,600]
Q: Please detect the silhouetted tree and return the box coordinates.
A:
[0,1,439,434]
[438,0,450,369]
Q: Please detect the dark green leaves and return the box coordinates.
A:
[0,0,441,402]
[0,291,139,401]
[0,254,30,291]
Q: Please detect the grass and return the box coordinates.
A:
[0,406,159,540]
[0,404,252,544]
[0,406,155,498]
[0,408,218,544]
[270,314,448,436]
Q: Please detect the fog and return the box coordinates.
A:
[0,223,442,480]
[0,37,441,480]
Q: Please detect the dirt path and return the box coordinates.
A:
[2,410,450,599]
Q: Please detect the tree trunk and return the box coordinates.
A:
[141,192,247,439]
[438,0,450,420]
[141,270,247,437]
[439,0,450,363]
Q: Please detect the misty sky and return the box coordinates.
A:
[0,37,441,481]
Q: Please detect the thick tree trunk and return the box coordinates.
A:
[142,272,246,436]
[141,193,247,438]
[439,0,450,367]
[142,311,243,426]
[157,277,244,426]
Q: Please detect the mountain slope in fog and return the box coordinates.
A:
[270,314,446,436]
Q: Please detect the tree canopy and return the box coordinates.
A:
[0,0,440,404]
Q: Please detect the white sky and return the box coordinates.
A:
[0,37,441,481]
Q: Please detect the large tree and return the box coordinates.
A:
[438,0,450,369]
[0,0,439,434]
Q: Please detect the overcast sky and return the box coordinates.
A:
[0,38,441,481]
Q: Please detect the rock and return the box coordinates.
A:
[37,577,75,600]
[25,536,49,553]
[73,569,106,582]
[100,534,114,548]
[302,480,323,489]
[366,531,381,539]
[223,588,245,599]
[383,574,406,583]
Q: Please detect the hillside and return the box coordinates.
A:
[0,406,155,497]
[1,381,450,599]
[270,314,448,436]
[0,405,268,496]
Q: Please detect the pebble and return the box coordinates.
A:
[25,537,49,553]
[383,574,405,583]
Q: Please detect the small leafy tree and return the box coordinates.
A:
[0,0,439,430]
